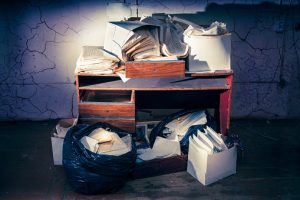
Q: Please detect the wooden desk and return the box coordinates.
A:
[75,70,233,135]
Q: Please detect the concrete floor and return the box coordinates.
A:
[0,119,300,200]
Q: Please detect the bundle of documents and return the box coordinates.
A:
[80,128,131,156]
[76,46,119,74]
[104,21,160,62]
[141,16,189,58]
[191,126,228,154]
[164,110,207,140]
[122,28,160,61]
[187,126,237,185]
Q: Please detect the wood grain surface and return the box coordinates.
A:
[125,60,185,78]
[79,103,135,117]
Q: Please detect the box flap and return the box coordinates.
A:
[110,21,156,31]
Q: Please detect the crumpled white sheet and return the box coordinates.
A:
[184,21,228,36]
[138,133,181,161]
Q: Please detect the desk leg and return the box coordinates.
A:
[219,74,233,135]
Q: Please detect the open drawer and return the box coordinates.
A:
[79,90,135,118]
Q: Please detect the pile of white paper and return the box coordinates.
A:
[191,126,228,154]
[138,132,181,161]
[137,110,207,161]
[104,21,160,62]
[80,128,131,156]
[76,46,119,74]
[183,21,228,37]
[141,16,189,58]
[164,110,207,141]
[122,28,160,61]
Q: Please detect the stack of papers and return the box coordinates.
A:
[80,128,131,156]
[164,110,207,140]
[122,29,160,61]
[141,16,189,58]
[190,126,228,155]
[104,21,160,62]
[76,46,119,74]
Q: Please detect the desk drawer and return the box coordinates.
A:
[124,60,185,78]
[79,103,134,117]
[80,90,134,103]
[79,90,135,118]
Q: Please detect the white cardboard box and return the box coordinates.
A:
[51,118,77,165]
[184,34,231,72]
[187,136,237,185]
[51,137,64,165]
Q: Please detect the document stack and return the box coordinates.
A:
[141,16,189,58]
[76,46,119,74]
[104,21,160,62]
[121,28,160,61]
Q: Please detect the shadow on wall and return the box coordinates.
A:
[158,2,300,118]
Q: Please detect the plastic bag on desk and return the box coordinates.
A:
[63,122,136,195]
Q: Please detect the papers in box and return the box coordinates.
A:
[187,127,237,185]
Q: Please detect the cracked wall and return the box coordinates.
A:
[0,0,299,120]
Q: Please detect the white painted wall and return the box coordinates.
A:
[0,0,299,120]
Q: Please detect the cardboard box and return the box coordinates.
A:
[187,136,237,185]
[51,118,77,165]
[184,34,231,72]
[51,137,64,165]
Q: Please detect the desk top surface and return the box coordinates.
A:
[79,76,231,91]
[76,70,233,77]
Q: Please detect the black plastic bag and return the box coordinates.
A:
[63,122,136,194]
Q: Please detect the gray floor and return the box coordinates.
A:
[0,119,299,200]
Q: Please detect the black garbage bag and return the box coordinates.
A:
[63,122,136,195]
[149,109,217,154]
